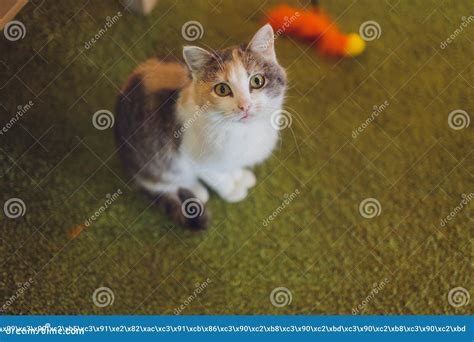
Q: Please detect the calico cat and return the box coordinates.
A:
[115,24,286,229]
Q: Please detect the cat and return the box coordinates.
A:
[115,24,287,229]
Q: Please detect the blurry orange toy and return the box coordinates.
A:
[266,2,365,57]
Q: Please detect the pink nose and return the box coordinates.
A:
[238,102,251,112]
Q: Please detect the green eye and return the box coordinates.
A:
[214,83,232,96]
[250,74,265,89]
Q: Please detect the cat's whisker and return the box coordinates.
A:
[283,84,297,91]
[288,110,310,134]
[200,120,219,139]
[193,117,226,157]
[282,125,301,158]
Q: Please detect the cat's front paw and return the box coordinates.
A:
[221,184,248,203]
[200,169,254,203]
[232,169,256,189]
[218,169,256,203]
[241,169,256,188]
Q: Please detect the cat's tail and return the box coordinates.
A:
[156,188,209,230]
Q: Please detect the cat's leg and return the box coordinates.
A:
[198,170,247,203]
[188,181,209,203]
[135,177,209,229]
[136,177,178,195]
[136,175,209,204]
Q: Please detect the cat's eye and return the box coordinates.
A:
[250,74,265,89]
[214,83,232,97]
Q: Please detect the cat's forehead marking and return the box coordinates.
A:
[226,50,250,95]
[231,48,240,62]
[226,48,259,80]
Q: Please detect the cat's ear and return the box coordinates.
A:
[248,24,276,62]
[182,46,213,74]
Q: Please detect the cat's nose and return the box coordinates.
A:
[238,102,251,112]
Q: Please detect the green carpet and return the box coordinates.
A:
[1,0,472,315]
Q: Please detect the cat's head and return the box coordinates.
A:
[182,24,286,122]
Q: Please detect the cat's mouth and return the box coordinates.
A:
[238,111,254,121]
[222,111,254,122]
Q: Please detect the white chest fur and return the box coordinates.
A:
[182,117,279,172]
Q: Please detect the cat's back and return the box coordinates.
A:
[115,57,190,136]
[115,59,190,179]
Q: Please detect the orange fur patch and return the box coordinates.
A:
[128,59,190,93]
